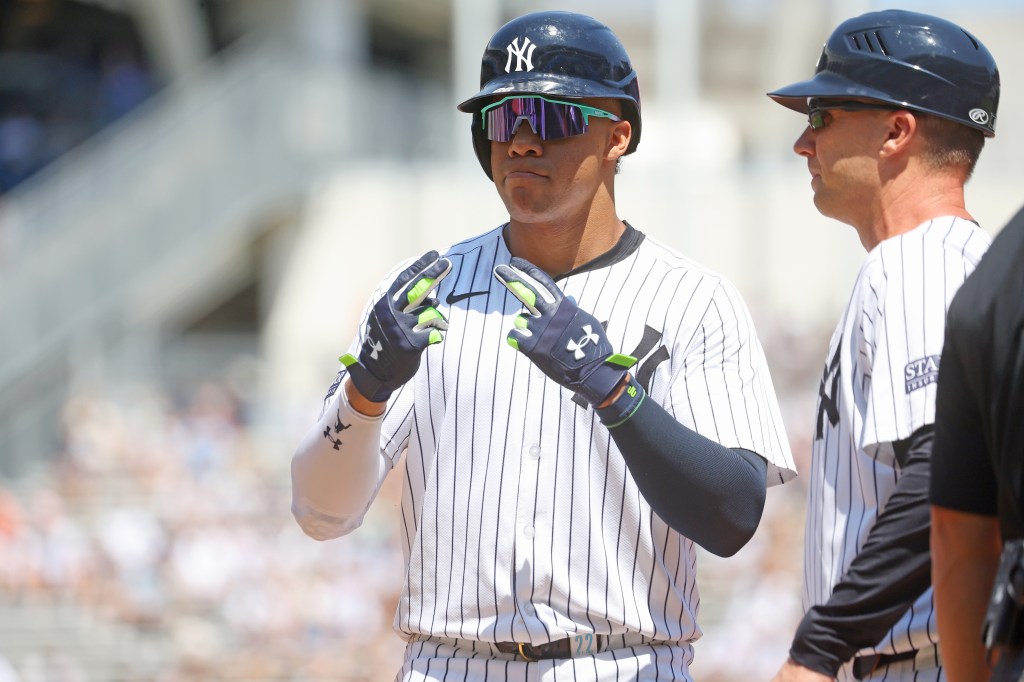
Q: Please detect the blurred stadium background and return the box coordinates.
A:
[0,0,1020,680]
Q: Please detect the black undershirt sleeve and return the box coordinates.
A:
[602,394,768,558]
[789,424,935,677]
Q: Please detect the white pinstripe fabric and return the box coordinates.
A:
[330,225,796,680]
[804,217,990,678]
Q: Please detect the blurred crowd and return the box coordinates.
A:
[0,0,155,193]
[0,383,406,681]
[0,373,814,682]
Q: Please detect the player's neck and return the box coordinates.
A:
[858,174,972,250]
[506,211,626,276]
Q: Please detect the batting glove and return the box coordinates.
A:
[341,251,452,402]
[493,257,637,407]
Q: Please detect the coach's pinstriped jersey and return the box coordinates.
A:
[330,224,796,677]
[804,216,990,673]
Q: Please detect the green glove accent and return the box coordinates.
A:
[418,308,444,326]
[507,281,537,309]
[606,353,638,368]
[407,277,436,307]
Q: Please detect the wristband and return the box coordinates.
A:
[595,375,645,428]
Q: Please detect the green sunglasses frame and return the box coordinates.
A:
[479,95,621,134]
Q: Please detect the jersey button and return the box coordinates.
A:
[523,525,535,538]
[527,445,541,460]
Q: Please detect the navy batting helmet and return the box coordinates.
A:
[767,10,999,136]
[458,11,641,178]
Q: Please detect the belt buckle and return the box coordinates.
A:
[517,642,539,662]
[510,634,601,661]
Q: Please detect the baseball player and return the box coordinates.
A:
[765,10,1000,682]
[291,11,796,681]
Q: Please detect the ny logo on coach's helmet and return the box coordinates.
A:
[566,325,599,361]
[505,37,536,73]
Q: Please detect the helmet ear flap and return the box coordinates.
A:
[471,121,493,180]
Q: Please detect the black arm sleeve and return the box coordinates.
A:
[603,394,768,558]
[789,425,935,677]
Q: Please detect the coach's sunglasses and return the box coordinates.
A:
[806,98,902,130]
[480,95,621,142]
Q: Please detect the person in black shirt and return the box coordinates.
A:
[931,203,1024,682]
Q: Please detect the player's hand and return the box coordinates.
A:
[494,257,636,407]
[341,251,452,402]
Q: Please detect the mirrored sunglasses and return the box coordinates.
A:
[807,98,901,130]
[480,95,621,142]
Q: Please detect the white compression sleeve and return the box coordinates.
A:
[290,383,387,540]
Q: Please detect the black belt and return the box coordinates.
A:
[494,635,607,661]
[852,650,919,679]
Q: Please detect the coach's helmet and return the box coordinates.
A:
[767,9,999,136]
[458,11,642,178]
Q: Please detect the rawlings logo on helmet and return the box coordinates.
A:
[505,37,536,73]
[969,108,991,125]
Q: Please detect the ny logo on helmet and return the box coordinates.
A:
[969,108,991,125]
[505,37,536,73]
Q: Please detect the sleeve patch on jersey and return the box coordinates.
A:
[904,355,941,393]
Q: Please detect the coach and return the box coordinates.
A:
[766,9,1000,682]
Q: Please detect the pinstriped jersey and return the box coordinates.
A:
[804,216,990,670]
[333,223,795,667]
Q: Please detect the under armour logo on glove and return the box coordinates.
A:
[494,257,636,407]
[340,251,452,402]
[366,338,383,361]
[566,325,599,360]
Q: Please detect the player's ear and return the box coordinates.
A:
[879,110,917,159]
[606,119,631,162]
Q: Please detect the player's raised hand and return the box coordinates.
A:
[494,257,636,407]
[341,251,452,402]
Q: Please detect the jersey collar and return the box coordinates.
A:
[500,222,645,281]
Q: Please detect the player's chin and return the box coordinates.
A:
[500,191,551,221]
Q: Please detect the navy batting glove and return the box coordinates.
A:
[341,251,452,402]
[494,257,636,407]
